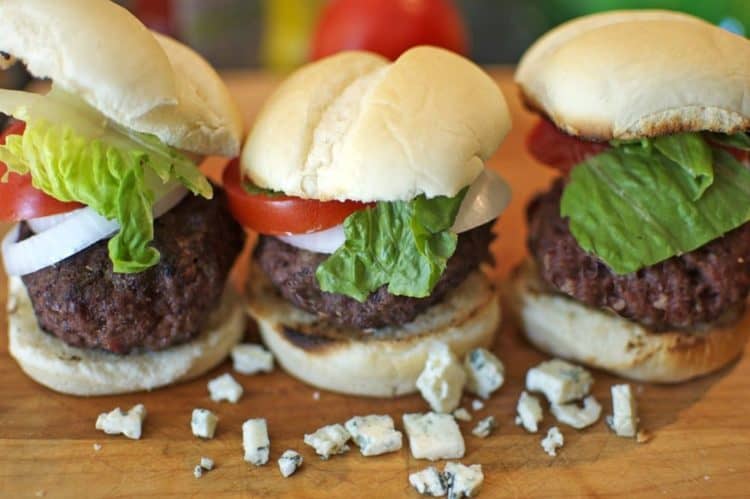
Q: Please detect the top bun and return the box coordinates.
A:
[516,10,750,140]
[0,0,242,156]
[242,46,510,202]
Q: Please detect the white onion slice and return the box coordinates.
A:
[451,169,511,234]
[26,210,80,233]
[152,185,189,220]
[279,169,511,254]
[2,186,188,276]
[278,224,346,254]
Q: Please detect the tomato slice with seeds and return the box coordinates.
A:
[222,159,371,235]
[526,119,610,174]
[0,121,83,222]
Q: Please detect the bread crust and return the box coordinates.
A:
[509,260,750,383]
[8,277,246,396]
[515,10,750,140]
[246,265,500,397]
[0,0,242,155]
[242,46,511,202]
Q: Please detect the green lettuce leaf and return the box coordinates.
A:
[651,133,713,199]
[0,87,212,273]
[561,142,750,275]
[315,190,467,302]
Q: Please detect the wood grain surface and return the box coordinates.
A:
[1,69,749,498]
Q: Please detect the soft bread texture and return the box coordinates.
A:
[515,10,750,139]
[246,264,500,397]
[242,47,511,202]
[509,260,750,383]
[0,0,242,155]
[8,277,246,396]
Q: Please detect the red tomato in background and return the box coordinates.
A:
[222,159,371,235]
[526,119,609,174]
[310,0,468,61]
[0,121,82,222]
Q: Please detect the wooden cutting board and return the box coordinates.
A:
[1,69,748,498]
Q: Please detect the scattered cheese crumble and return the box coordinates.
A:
[191,408,218,439]
[403,412,465,461]
[242,418,270,466]
[304,424,351,459]
[515,391,543,433]
[526,359,593,405]
[278,450,303,477]
[541,427,564,456]
[416,343,467,413]
[551,395,602,429]
[200,457,214,471]
[464,348,505,399]
[453,408,472,422]
[207,373,243,403]
[344,415,403,456]
[409,466,446,496]
[472,416,496,438]
[95,404,146,440]
[607,384,639,437]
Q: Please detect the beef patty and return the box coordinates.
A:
[527,179,750,330]
[21,191,245,354]
[254,223,494,329]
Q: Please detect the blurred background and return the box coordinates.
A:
[1,0,748,89]
[117,0,748,70]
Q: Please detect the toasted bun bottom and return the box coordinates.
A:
[7,276,246,396]
[509,260,750,383]
[246,265,500,397]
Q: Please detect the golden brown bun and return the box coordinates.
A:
[0,0,242,155]
[509,260,750,383]
[246,264,500,397]
[8,277,246,396]
[242,46,511,202]
[515,10,750,140]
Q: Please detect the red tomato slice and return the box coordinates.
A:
[0,121,83,222]
[310,0,468,61]
[222,159,371,235]
[729,148,750,164]
[526,119,610,174]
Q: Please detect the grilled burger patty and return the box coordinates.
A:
[21,191,245,354]
[254,223,494,330]
[527,180,750,330]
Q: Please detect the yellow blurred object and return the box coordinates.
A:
[261,0,325,72]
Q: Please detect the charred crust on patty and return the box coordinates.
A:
[527,179,750,331]
[21,190,245,354]
[253,223,494,330]
[247,263,497,356]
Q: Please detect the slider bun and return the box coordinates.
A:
[516,10,750,140]
[7,277,246,396]
[246,264,500,397]
[0,0,242,156]
[509,260,750,383]
[242,46,511,202]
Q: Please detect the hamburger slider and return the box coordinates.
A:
[224,46,511,396]
[0,0,246,395]
[512,11,750,382]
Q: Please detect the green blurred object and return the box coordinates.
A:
[546,0,750,32]
[261,0,325,72]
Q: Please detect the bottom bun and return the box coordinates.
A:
[246,264,500,397]
[7,276,246,396]
[509,259,750,383]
